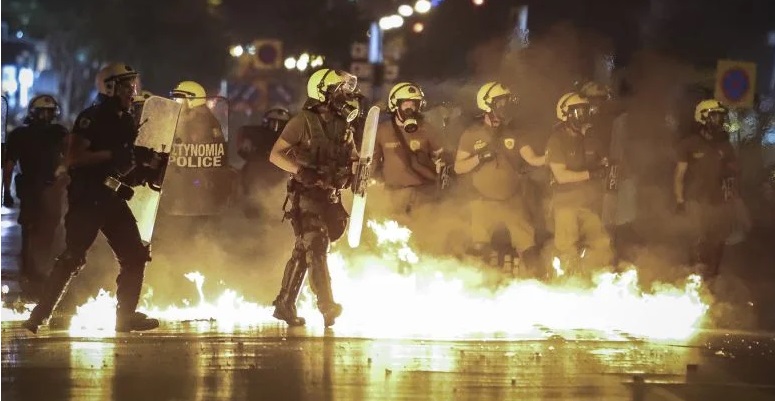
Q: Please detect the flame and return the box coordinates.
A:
[552,257,565,277]
[4,220,709,341]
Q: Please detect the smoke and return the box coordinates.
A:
[54,19,773,332]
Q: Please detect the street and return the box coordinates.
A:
[3,322,775,401]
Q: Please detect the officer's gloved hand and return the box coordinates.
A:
[476,144,495,163]
[297,167,323,186]
[675,201,686,215]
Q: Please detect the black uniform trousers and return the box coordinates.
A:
[28,193,149,324]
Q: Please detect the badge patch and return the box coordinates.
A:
[473,140,487,151]
[409,139,421,151]
[504,138,515,150]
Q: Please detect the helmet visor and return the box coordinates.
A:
[491,94,518,119]
[333,71,358,96]
[706,110,728,127]
[567,104,592,125]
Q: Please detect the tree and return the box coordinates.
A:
[2,0,229,119]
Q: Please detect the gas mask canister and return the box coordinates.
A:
[397,100,422,133]
[330,94,359,123]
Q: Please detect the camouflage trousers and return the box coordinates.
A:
[275,187,346,316]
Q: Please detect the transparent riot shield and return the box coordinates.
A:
[1,96,11,207]
[128,96,182,243]
[161,96,237,216]
[1,95,7,144]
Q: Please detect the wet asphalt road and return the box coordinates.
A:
[2,322,775,401]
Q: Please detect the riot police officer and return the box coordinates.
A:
[373,82,445,219]
[4,95,68,285]
[455,81,541,276]
[268,68,359,327]
[674,99,739,280]
[162,81,232,217]
[546,92,614,275]
[24,63,160,333]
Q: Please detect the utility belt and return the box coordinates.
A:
[282,179,339,220]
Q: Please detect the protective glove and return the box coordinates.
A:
[476,143,495,163]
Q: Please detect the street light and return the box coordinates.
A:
[413,22,424,33]
[398,4,414,17]
[389,15,404,29]
[310,55,325,68]
[284,57,296,70]
[379,16,392,30]
[379,14,404,30]
[229,45,244,57]
[472,0,484,5]
[414,0,431,14]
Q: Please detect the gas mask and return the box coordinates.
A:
[704,110,729,141]
[566,104,592,132]
[488,95,517,127]
[397,100,422,133]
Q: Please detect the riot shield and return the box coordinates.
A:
[1,96,11,207]
[128,96,182,243]
[160,96,237,216]
[1,95,7,144]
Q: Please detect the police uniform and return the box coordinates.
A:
[373,119,441,217]
[457,123,536,262]
[26,97,151,330]
[273,109,353,326]
[5,121,67,281]
[546,126,613,271]
[676,132,737,278]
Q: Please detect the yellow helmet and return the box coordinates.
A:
[579,81,611,100]
[96,63,139,96]
[27,94,60,120]
[133,90,154,105]
[171,81,207,108]
[476,81,512,113]
[387,82,426,113]
[556,92,589,122]
[306,68,358,103]
[694,99,727,125]
[29,94,59,111]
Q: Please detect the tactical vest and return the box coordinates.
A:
[295,110,353,189]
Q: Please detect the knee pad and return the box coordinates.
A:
[307,231,329,255]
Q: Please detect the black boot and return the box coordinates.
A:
[520,246,543,278]
[272,250,307,326]
[115,264,159,332]
[23,255,82,334]
[308,256,341,327]
[116,311,159,332]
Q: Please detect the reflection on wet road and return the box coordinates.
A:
[3,322,775,401]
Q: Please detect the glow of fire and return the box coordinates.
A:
[2,220,709,341]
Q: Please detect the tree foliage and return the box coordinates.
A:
[2,0,229,118]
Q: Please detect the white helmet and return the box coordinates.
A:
[96,63,139,97]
